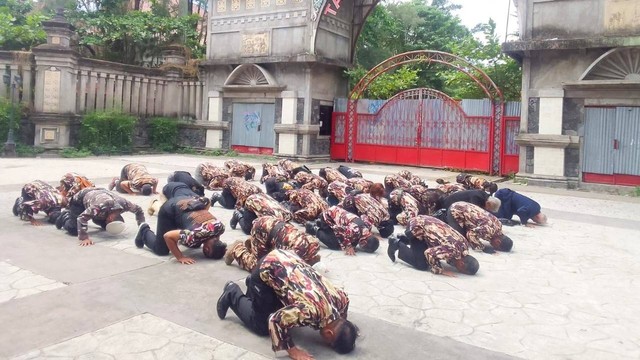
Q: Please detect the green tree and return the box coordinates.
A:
[346,65,419,99]
[0,0,47,50]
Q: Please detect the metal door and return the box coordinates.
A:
[583,108,615,175]
[231,103,275,149]
[615,107,640,176]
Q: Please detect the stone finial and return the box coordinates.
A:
[40,8,76,48]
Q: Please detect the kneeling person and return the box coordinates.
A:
[307,206,379,256]
[231,193,293,235]
[447,202,513,253]
[109,163,158,196]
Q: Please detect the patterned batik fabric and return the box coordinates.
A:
[437,183,466,196]
[287,189,328,223]
[345,177,373,193]
[223,177,263,208]
[198,163,230,190]
[384,174,412,191]
[224,160,254,178]
[389,189,423,226]
[277,159,305,178]
[327,181,351,202]
[397,170,422,185]
[449,201,503,251]
[406,185,445,215]
[321,206,372,250]
[259,249,349,351]
[124,163,158,190]
[408,215,469,274]
[19,180,66,220]
[59,173,94,198]
[72,188,145,240]
[245,193,293,222]
[179,217,225,248]
[349,193,390,227]
[322,167,347,183]
[293,172,328,193]
[261,163,290,183]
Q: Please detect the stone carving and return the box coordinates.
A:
[261,0,270,7]
[231,0,240,11]
[246,0,255,9]
[241,33,269,57]
[217,0,226,12]
[43,67,61,113]
[276,0,286,5]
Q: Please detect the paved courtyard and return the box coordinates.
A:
[1,155,639,360]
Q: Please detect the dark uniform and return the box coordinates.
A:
[261,163,290,183]
[447,202,504,251]
[14,180,66,223]
[494,188,542,225]
[168,171,205,196]
[457,173,498,195]
[225,160,256,180]
[227,216,320,271]
[113,163,158,193]
[337,165,362,179]
[219,249,350,354]
[277,159,309,178]
[341,193,393,237]
[138,183,225,255]
[441,189,489,210]
[326,181,352,206]
[234,193,293,234]
[314,206,379,253]
[319,167,347,183]
[286,189,328,223]
[58,173,94,199]
[264,177,297,203]
[389,189,424,226]
[65,188,145,240]
[196,162,230,190]
[399,215,470,274]
[215,177,262,209]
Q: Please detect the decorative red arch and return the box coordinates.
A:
[345,50,505,174]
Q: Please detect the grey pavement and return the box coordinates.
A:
[1,155,639,360]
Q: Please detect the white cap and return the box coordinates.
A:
[105,221,126,235]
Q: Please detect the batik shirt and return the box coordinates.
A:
[344,193,390,227]
[327,181,352,202]
[407,185,445,215]
[322,167,347,183]
[59,173,94,198]
[449,202,502,251]
[408,215,469,274]
[345,177,373,193]
[277,159,305,178]
[389,189,423,226]
[287,189,328,223]
[231,216,320,272]
[260,249,349,352]
[72,188,145,240]
[245,193,293,222]
[293,171,328,193]
[398,170,423,186]
[178,211,225,248]
[224,177,262,208]
[19,180,66,220]
[384,174,412,191]
[321,206,372,250]
[261,163,290,183]
[225,160,255,179]
[123,163,158,190]
[198,163,229,190]
[437,183,466,196]
[457,174,488,190]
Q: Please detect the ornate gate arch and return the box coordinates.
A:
[345,50,505,174]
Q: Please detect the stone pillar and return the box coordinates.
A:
[204,90,228,149]
[162,69,182,117]
[31,9,79,149]
[534,88,565,176]
[275,90,298,156]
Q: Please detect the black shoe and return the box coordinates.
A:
[217,281,239,320]
[305,221,318,235]
[210,193,221,206]
[12,197,23,216]
[230,210,242,230]
[397,234,410,244]
[387,235,399,262]
[135,223,150,248]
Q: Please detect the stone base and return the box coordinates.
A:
[30,113,78,149]
[273,153,330,162]
[515,174,580,189]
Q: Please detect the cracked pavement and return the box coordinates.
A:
[1,155,639,359]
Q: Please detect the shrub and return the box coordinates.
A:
[0,99,21,143]
[78,111,136,155]
[16,143,45,157]
[148,117,179,151]
[60,147,93,158]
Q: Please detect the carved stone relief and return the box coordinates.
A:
[241,33,270,57]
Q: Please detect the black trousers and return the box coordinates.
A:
[63,214,124,237]
[237,209,258,235]
[316,218,377,253]
[218,188,237,210]
[326,194,340,206]
[229,260,283,336]
[446,208,467,237]
[397,233,429,271]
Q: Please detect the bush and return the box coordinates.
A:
[78,111,136,155]
[0,99,21,143]
[60,147,93,158]
[148,117,179,151]
[16,143,45,157]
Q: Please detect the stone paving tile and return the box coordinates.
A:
[11,313,269,360]
[0,261,66,304]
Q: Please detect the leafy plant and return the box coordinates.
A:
[15,143,45,157]
[60,147,93,158]
[634,187,640,197]
[0,99,21,143]
[0,0,48,51]
[148,117,179,151]
[78,111,136,155]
